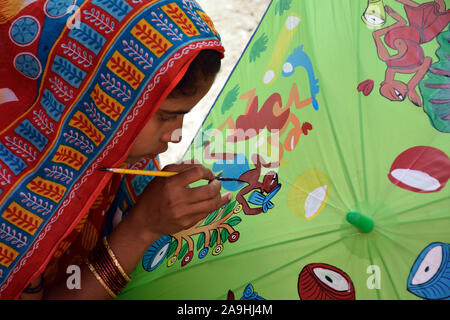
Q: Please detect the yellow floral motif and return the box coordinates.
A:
[106,51,145,90]
[51,145,88,170]
[131,19,173,58]
[90,84,125,121]
[69,111,105,147]
[162,3,200,37]
[0,242,19,268]
[196,10,218,36]
[2,202,44,236]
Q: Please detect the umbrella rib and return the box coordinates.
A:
[381,215,450,227]
[293,1,354,212]
[221,235,348,300]
[366,239,382,300]
[375,226,426,258]
[370,236,401,300]
[355,2,368,203]
[215,226,346,267]
[393,196,450,217]
[317,76,359,207]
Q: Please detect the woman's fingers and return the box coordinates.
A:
[162,162,202,174]
[184,192,232,218]
[187,180,223,203]
[173,165,215,186]
[135,163,233,235]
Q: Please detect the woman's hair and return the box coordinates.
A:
[169,49,222,97]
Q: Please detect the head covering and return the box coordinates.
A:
[0,0,224,299]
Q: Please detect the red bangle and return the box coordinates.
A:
[87,237,131,297]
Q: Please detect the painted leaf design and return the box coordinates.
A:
[221,85,240,114]
[202,208,219,226]
[197,232,205,251]
[249,33,268,63]
[178,241,188,259]
[219,201,237,220]
[167,238,178,258]
[226,216,242,227]
[209,229,218,248]
[221,229,230,244]
[275,0,292,15]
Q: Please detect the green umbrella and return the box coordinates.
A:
[118,0,450,300]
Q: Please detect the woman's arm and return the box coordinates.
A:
[21,164,231,300]
[41,212,162,300]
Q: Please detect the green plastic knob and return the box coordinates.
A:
[346,211,374,233]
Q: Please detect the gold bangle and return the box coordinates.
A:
[102,237,131,282]
[85,258,117,299]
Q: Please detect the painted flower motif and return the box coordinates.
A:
[45,0,75,18]
[14,54,41,79]
[10,17,39,45]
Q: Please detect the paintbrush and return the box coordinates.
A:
[98,168,246,183]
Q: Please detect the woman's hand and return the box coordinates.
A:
[128,163,232,242]
[28,163,231,300]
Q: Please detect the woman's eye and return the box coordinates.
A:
[159,114,177,121]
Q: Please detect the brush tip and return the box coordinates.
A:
[98,168,111,172]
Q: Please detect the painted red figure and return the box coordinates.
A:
[373,0,450,106]
[235,158,279,216]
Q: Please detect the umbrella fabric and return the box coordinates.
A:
[0,0,223,299]
[119,0,450,300]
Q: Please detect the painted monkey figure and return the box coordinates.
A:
[372,0,449,106]
[236,157,280,215]
[204,83,313,170]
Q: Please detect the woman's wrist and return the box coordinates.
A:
[122,204,165,245]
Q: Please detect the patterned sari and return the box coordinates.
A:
[0,0,224,299]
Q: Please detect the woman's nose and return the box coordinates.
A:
[161,116,184,143]
[161,127,183,143]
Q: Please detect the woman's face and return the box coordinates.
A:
[125,76,214,164]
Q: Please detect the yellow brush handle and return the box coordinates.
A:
[104,168,178,177]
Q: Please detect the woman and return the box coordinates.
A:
[0,0,229,299]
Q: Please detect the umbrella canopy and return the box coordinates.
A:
[118,0,450,300]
